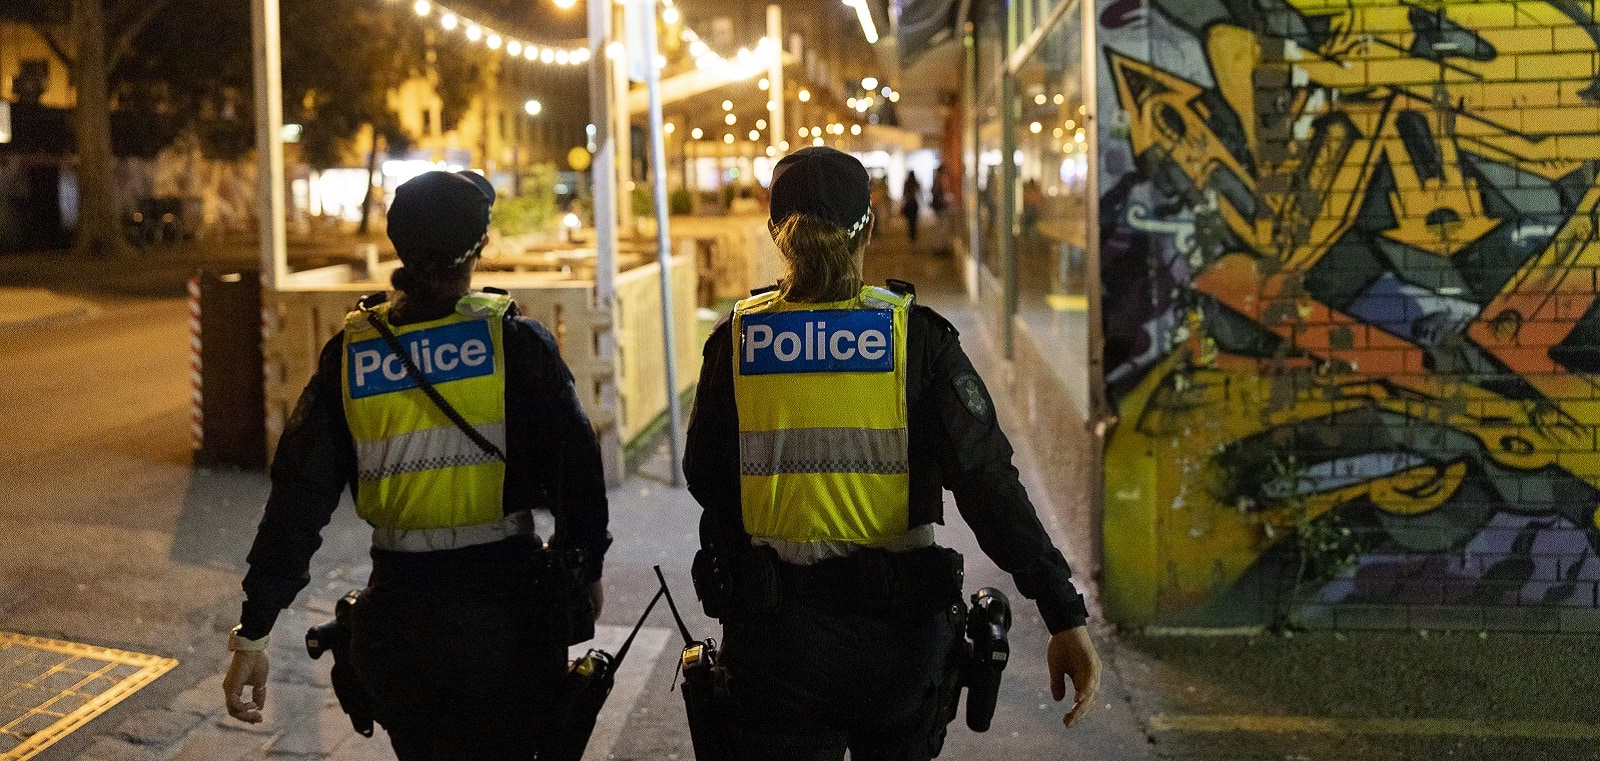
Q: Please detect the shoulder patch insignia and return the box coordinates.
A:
[954,372,991,422]
[287,384,317,431]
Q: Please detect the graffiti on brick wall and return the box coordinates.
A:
[1098,0,1600,623]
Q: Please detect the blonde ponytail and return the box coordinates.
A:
[771,213,866,303]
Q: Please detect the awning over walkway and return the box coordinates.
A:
[896,0,964,66]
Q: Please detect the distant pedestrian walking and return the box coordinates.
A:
[902,171,923,243]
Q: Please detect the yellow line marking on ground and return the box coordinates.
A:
[0,632,177,761]
[1149,713,1600,741]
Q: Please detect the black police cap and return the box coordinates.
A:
[768,147,872,235]
[386,170,497,270]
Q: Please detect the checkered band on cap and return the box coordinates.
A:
[847,208,873,237]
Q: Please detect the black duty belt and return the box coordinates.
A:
[771,545,964,611]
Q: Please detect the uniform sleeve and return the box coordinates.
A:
[238,334,355,639]
[507,317,611,582]
[928,323,1089,634]
[684,318,747,551]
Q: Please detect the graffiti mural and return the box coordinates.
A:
[1096,0,1600,627]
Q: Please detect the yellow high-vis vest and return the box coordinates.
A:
[340,292,511,532]
[731,285,913,546]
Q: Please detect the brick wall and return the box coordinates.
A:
[1094,0,1600,630]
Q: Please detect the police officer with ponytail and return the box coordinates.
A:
[222,170,610,759]
[685,147,1100,759]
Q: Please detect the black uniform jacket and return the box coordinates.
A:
[237,299,610,639]
[684,298,1089,633]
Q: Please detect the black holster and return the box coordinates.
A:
[305,590,376,738]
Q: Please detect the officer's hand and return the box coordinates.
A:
[1047,626,1100,728]
[223,651,270,724]
[588,581,604,621]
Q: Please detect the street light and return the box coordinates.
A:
[525,99,543,116]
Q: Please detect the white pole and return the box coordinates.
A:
[251,0,287,288]
[590,0,625,483]
[638,0,685,486]
[613,3,635,234]
[766,5,784,155]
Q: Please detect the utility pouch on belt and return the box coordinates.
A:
[305,590,375,738]
[691,548,732,619]
[535,545,596,646]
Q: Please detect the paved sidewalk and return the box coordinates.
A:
[0,288,98,332]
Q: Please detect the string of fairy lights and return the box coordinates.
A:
[398,0,897,158]
[406,0,591,66]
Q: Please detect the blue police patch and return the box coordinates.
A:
[347,320,495,399]
[739,309,894,375]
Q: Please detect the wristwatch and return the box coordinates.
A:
[227,625,271,652]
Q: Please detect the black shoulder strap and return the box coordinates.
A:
[361,306,507,463]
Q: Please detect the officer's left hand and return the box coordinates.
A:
[588,581,604,621]
[1047,625,1101,728]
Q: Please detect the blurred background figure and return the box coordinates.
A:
[901,171,923,243]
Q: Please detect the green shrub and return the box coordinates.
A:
[491,163,559,237]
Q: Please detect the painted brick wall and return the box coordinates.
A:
[1093,0,1600,630]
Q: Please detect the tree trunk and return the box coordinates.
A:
[357,129,384,235]
[70,0,133,258]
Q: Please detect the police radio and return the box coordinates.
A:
[542,586,665,761]
[655,565,734,761]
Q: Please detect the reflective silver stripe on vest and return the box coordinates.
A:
[371,510,538,552]
[355,422,507,482]
[739,427,909,476]
[752,524,936,565]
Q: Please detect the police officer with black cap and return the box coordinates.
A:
[685,147,1101,759]
[222,170,611,759]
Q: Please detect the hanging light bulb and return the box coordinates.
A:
[862,76,878,90]
[486,33,502,50]
[663,5,681,23]
[691,127,704,139]
[507,40,522,56]
[413,0,430,16]
[749,130,760,141]
[465,24,483,42]
[524,45,539,61]
[724,133,735,144]
[440,12,458,30]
